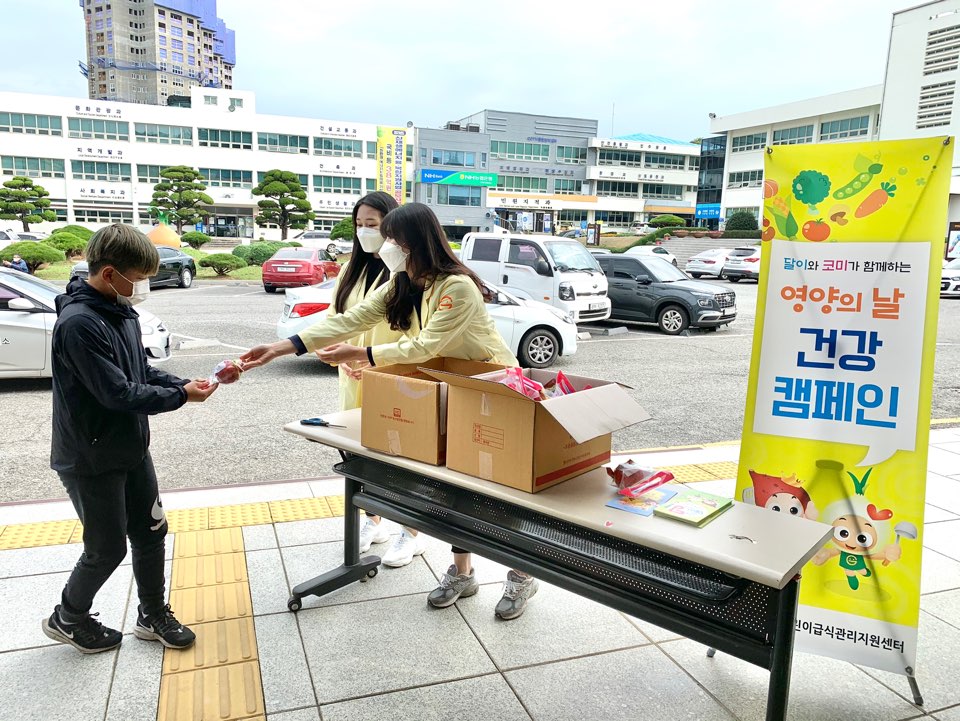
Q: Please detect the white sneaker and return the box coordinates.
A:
[358,517,390,553]
[381,530,425,567]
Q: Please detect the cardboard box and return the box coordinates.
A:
[421,368,651,492]
[360,358,505,465]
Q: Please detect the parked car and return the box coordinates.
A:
[624,244,678,267]
[722,246,763,282]
[594,255,736,335]
[942,257,960,297]
[588,248,612,256]
[294,230,353,256]
[0,229,23,250]
[262,247,341,293]
[71,246,197,289]
[685,248,732,279]
[560,229,585,239]
[631,223,655,235]
[275,280,578,368]
[14,232,48,241]
[0,268,170,378]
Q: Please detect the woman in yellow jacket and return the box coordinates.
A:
[242,203,539,620]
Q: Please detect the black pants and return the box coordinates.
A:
[59,454,167,619]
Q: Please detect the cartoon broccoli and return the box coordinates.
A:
[792,170,832,214]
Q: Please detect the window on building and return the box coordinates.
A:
[366,178,375,191]
[366,141,376,159]
[198,128,252,149]
[731,133,766,152]
[772,124,814,145]
[727,170,763,188]
[436,186,481,206]
[495,175,548,193]
[598,149,642,166]
[230,98,243,108]
[641,183,684,199]
[171,38,183,51]
[597,180,638,198]
[1,156,65,178]
[171,25,183,37]
[558,209,587,224]
[819,115,871,141]
[594,211,634,227]
[258,132,308,154]
[0,112,63,136]
[257,171,307,187]
[70,160,132,181]
[644,153,685,169]
[204,95,217,105]
[917,80,956,128]
[556,146,586,164]
[405,145,413,162]
[171,51,184,63]
[554,178,579,194]
[136,164,169,183]
[430,149,476,167]
[159,48,167,59]
[74,208,133,224]
[725,206,760,220]
[489,141,550,162]
[198,168,252,187]
[314,137,362,157]
[688,156,701,170]
[67,117,129,141]
[134,122,192,145]
[313,175,362,194]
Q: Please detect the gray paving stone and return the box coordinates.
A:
[243,523,279,551]
[298,593,495,703]
[267,709,321,721]
[920,589,960,630]
[275,518,344,547]
[255,612,317,713]
[281,541,437,609]
[456,581,646,669]
[925,504,959,523]
[666,638,919,721]
[922,549,960,595]
[105,634,164,721]
[924,520,960,562]
[247,548,290,615]
[623,613,683,643]
[0,536,174,580]
[0,644,117,721]
[419,532,511,586]
[0,564,131,652]
[932,704,960,719]
[506,645,735,721]
[321,674,528,721]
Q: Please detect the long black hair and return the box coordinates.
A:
[333,191,399,313]
[379,203,487,332]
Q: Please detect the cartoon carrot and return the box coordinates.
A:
[855,182,896,218]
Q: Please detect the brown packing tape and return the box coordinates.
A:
[478,451,494,480]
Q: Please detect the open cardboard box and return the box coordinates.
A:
[360,358,505,465]
[420,367,651,492]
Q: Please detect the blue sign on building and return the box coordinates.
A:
[695,204,721,220]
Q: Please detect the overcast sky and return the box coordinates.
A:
[4,0,910,141]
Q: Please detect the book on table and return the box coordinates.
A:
[605,486,678,517]
[653,488,733,527]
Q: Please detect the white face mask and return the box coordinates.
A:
[111,270,150,306]
[379,240,409,274]
[356,227,385,253]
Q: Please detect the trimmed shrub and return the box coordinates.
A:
[45,232,86,258]
[721,229,762,239]
[231,241,295,266]
[330,217,354,241]
[614,227,683,252]
[725,211,758,231]
[648,214,686,229]
[51,224,94,241]
[180,231,211,249]
[1,241,65,272]
[200,254,247,276]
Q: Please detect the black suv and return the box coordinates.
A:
[595,255,736,334]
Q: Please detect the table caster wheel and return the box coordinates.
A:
[287,596,302,612]
[367,567,379,578]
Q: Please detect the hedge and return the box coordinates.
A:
[45,232,86,257]
[200,254,247,276]
[721,230,762,239]
[232,241,297,266]
[51,225,94,241]
[180,231,211,249]
[1,241,65,272]
[725,211,758,231]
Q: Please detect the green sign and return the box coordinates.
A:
[420,169,497,186]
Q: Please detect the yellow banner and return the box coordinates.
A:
[376,126,408,206]
[736,137,950,675]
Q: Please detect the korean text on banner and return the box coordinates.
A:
[376,126,407,206]
[735,137,950,677]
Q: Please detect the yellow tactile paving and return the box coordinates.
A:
[268,497,332,523]
[0,526,5,542]
[0,520,77,550]
[171,552,248,590]
[326,494,345,516]
[694,461,740,479]
[174,528,245,559]
[162,617,258,674]
[657,464,716,484]
[169,582,253,625]
[69,523,84,544]
[207,503,272,529]
[157,661,265,721]
[167,508,209,533]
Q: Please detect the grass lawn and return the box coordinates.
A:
[34,259,263,282]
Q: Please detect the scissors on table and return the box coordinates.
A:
[299,417,346,428]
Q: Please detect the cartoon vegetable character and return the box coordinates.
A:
[801,219,831,242]
[763,179,779,199]
[833,157,884,200]
[792,170,832,213]
[855,182,896,218]
[761,217,775,241]
[769,195,799,239]
[744,470,818,520]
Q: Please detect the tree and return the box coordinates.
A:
[200,254,247,276]
[1,241,64,273]
[648,214,687,229]
[330,217,354,241]
[180,231,211,249]
[0,177,57,232]
[151,166,213,233]
[51,224,93,241]
[725,210,758,231]
[252,170,315,240]
[45,232,86,258]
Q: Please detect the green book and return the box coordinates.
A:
[653,488,733,527]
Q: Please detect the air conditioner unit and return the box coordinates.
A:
[445,121,461,131]
[467,124,481,132]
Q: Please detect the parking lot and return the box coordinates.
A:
[2,280,959,503]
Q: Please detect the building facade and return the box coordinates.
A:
[79,0,236,106]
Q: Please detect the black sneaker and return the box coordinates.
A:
[134,604,196,649]
[42,604,122,654]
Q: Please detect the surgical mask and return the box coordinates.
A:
[111,270,150,306]
[379,240,409,274]
[356,227,385,253]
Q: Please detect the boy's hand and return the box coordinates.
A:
[185,380,217,402]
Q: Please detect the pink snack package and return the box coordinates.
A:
[499,367,545,400]
[208,359,244,385]
[543,370,577,398]
[605,460,656,489]
[618,470,676,498]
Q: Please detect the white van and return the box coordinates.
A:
[461,232,611,323]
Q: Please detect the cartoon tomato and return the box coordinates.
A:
[763,179,779,199]
[761,217,775,241]
[801,219,830,242]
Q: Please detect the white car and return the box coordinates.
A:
[0,269,171,379]
[0,229,24,250]
[943,257,960,297]
[624,244,678,266]
[685,248,732,279]
[294,230,353,256]
[276,279,578,368]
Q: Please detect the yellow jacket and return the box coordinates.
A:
[299,273,518,368]
[329,262,403,410]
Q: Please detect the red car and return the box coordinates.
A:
[262,248,341,293]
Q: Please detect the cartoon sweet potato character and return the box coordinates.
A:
[744,470,818,520]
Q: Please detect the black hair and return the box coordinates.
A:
[333,192,399,313]
[379,203,487,331]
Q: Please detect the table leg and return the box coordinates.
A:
[766,576,800,721]
[286,476,381,612]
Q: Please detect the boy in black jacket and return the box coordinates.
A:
[42,224,216,654]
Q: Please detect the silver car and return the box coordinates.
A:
[685,248,732,279]
[294,230,353,256]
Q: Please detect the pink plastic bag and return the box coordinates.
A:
[499,367,545,400]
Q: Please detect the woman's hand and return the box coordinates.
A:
[316,343,367,365]
[339,360,370,380]
[240,340,294,369]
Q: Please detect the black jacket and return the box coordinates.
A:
[51,279,188,475]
